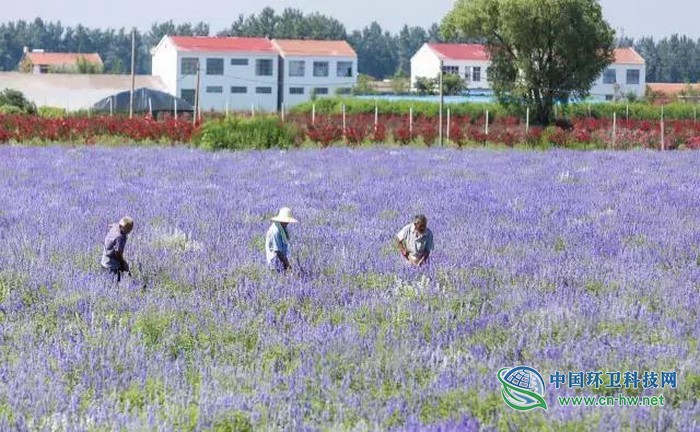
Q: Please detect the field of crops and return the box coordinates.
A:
[0,147,698,430]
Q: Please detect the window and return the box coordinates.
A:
[313,61,329,77]
[289,87,304,95]
[231,86,247,94]
[627,69,640,85]
[605,94,614,101]
[181,89,195,105]
[336,87,352,95]
[442,65,459,75]
[337,61,353,77]
[230,58,248,66]
[256,87,273,94]
[181,58,198,75]
[206,86,223,93]
[464,66,472,81]
[206,58,224,75]
[256,59,273,76]
[472,67,481,82]
[603,68,616,84]
[313,87,329,95]
[289,60,305,77]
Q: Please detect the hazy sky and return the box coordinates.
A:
[5,0,699,39]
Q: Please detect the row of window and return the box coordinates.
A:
[442,65,482,82]
[180,58,355,78]
[603,69,641,85]
[181,58,274,76]
[188,86,349,97]
[288,60,353,78]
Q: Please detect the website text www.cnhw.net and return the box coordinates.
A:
[558,394,665,407]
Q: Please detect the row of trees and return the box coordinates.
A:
[1,8,699,83]
[0,8,456,79]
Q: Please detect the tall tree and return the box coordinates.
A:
[443,0,615,125]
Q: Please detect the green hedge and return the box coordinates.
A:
[195,116,300,151]
[290,97,700,121]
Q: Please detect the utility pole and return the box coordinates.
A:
[439,60,444,147]
[193,59,201,125]
[129,28,136,119]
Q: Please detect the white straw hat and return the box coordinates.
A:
[271,207,298,223]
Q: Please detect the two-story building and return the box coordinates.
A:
[151,36,279,112]
[410,43,491,92]
[272,39,357,108]
[590,48,646,101]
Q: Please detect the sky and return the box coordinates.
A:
[4,0,699,40]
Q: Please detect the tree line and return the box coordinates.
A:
[0,8,698,82]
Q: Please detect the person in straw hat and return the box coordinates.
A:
[101,216,134,282]
[396,214,433,267]
[265,207,298,272]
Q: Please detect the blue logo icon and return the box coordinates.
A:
[498,366,548,411]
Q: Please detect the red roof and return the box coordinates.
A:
[272,39,356,57]
[614,48,644,65]
[169,36,276,53]
[428,44,489,61]
[25,52,103,66]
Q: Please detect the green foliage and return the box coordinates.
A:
[196,116,300,151]
[0,89,36,114]
[352,74,377,95]
[443,0,615,125]
[415,76,436,95]
[76,55,104,74]
[212,411,253,432]
[37,106,67,118]
[0,105,24,115]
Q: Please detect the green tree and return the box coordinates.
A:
[0,89,37,114]
[443,0,615,125]
[442,73,466,95]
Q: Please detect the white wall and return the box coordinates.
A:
[410,44,441,90]
[151,38,179,96]
[590,63,646,101]
[280,55,357,107]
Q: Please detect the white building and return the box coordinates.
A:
[272,39,357,108]
[590,48,646,101]
[410,43,491,92]
[151,36,279,112]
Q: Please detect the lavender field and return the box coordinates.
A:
[0,146,699,431]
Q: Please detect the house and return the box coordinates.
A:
[589,48,646,101]
[151,36,279,112]
[410,43,490,92]
[19,50,103,74]
[643,83,700,104]
[272,39,357,107]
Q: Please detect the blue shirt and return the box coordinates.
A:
[101,224,127,270]
[265,222,290,268]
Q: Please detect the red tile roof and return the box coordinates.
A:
[647,83,700,95]
[428,44,489,61]
[272,39,356,57]
[614,48,644,65]
[25,52,103,66]
[169,36,276,53]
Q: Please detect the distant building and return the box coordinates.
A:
[151,36,358,112]
[151,36,279,112]
[410,43,491,92]
[590,48,646,101]
[272,39,357,108]
[19,50,103,74]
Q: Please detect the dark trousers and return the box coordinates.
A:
[103,266,125,282]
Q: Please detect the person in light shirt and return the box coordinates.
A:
[265,207,298,272]
[396,214,433,267]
